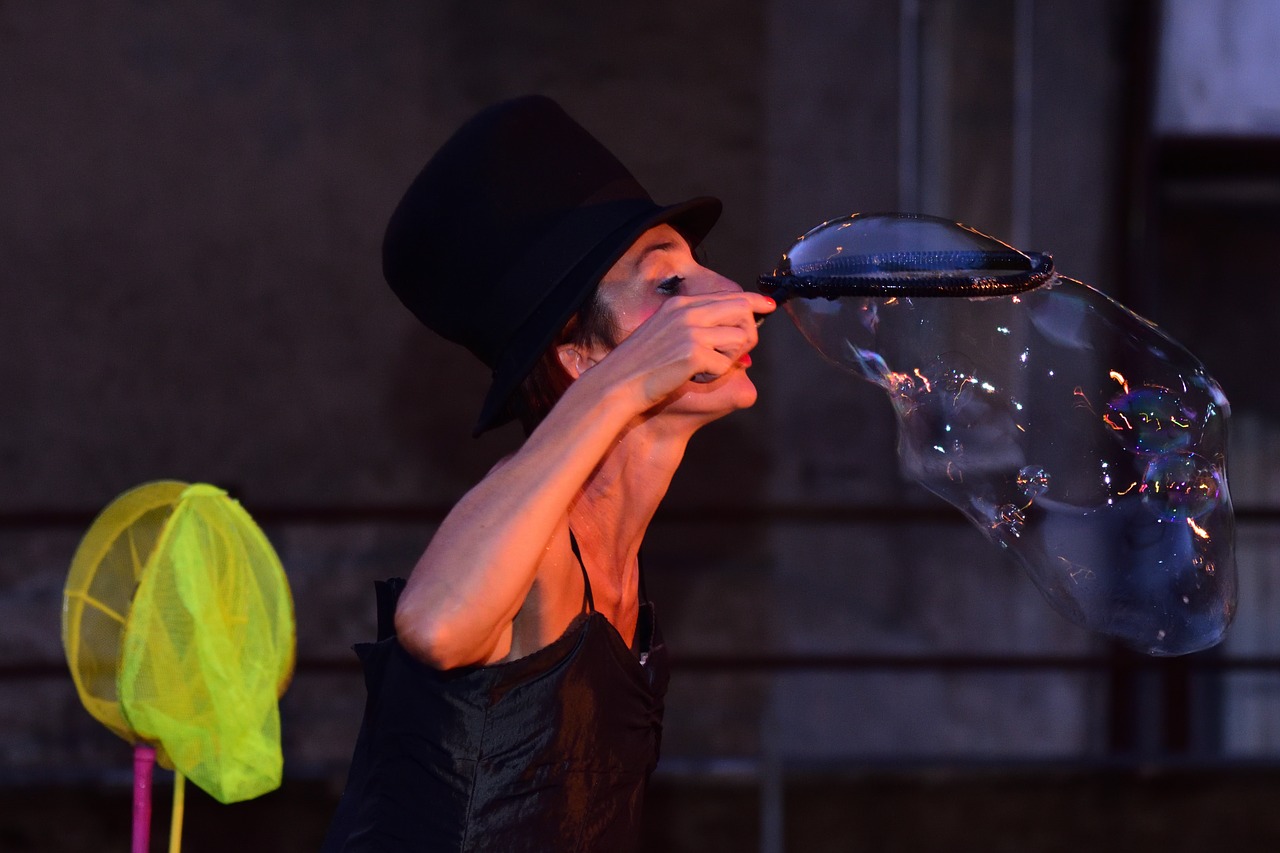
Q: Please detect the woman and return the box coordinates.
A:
[322,96,774,852]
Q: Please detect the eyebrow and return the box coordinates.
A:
[631,239,679,273]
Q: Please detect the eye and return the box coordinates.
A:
[657,275,685,295]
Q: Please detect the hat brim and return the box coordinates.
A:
[473,195,722,435]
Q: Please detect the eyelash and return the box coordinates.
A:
[657,276,685,295]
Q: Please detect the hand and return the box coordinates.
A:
[692,311,769,382]
[581,290,777,410]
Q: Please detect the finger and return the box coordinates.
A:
[689,351,738,383]
[672,297,767,345]
[689,326,755,382]
[674,291,777,316]
[693,324,755,360]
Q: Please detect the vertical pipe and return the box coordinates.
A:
[899,0,922,211]
[760,750,784,853]
[1011,0,1034,248]
[1109,0,1166,759]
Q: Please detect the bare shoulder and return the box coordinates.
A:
[506,522,589,659]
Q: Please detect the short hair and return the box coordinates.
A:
[508,287,619,435]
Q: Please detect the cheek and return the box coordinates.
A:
[609,302,661,342]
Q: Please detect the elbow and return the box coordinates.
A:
[394,605,484,670]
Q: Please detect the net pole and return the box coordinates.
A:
[168,772,186,853]
[132,744,155,853]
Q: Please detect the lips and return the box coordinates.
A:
[692,352,752,384]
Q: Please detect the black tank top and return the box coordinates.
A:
[320,539,670,852]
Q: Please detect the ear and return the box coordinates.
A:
[556,343,600,380]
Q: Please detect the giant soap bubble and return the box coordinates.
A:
[759,213,1235,655]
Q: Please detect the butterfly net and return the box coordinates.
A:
[63,481,295,803]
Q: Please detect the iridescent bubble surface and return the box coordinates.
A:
[760,213,1236,655]
[1105,386,1198,454]
[1140,453,1221,521]
[1018,466,1051,499]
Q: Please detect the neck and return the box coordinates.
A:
[568,415,694,590]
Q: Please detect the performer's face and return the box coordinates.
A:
[583,224,760,418]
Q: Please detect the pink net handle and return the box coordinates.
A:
[132,744,156,853]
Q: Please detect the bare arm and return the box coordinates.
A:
[394,290,774,669]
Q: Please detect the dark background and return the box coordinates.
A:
[5,1,1280,850]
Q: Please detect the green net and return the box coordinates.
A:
[63,482,295,804]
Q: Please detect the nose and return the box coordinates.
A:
[688,268,744,295]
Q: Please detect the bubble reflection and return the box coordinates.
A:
[1017,466,1051,499]
[1105,385,1199,454]
[1140,453,1222,521]
[761,213,1236,655]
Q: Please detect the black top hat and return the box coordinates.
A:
[382,95,722,435]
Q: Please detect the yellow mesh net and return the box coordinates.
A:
[62,481,295,805]
[64,480,186,744]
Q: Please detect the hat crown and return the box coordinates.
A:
[382,96,655,365]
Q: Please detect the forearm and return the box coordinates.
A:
[394,373,641,667]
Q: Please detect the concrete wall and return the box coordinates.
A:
[5,1,1280,850]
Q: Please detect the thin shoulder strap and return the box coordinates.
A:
[374,577,406,641]
[568,529,595,612]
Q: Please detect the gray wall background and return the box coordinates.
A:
[5,1,1280,850]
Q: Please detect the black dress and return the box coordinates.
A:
[320,540,670,852]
